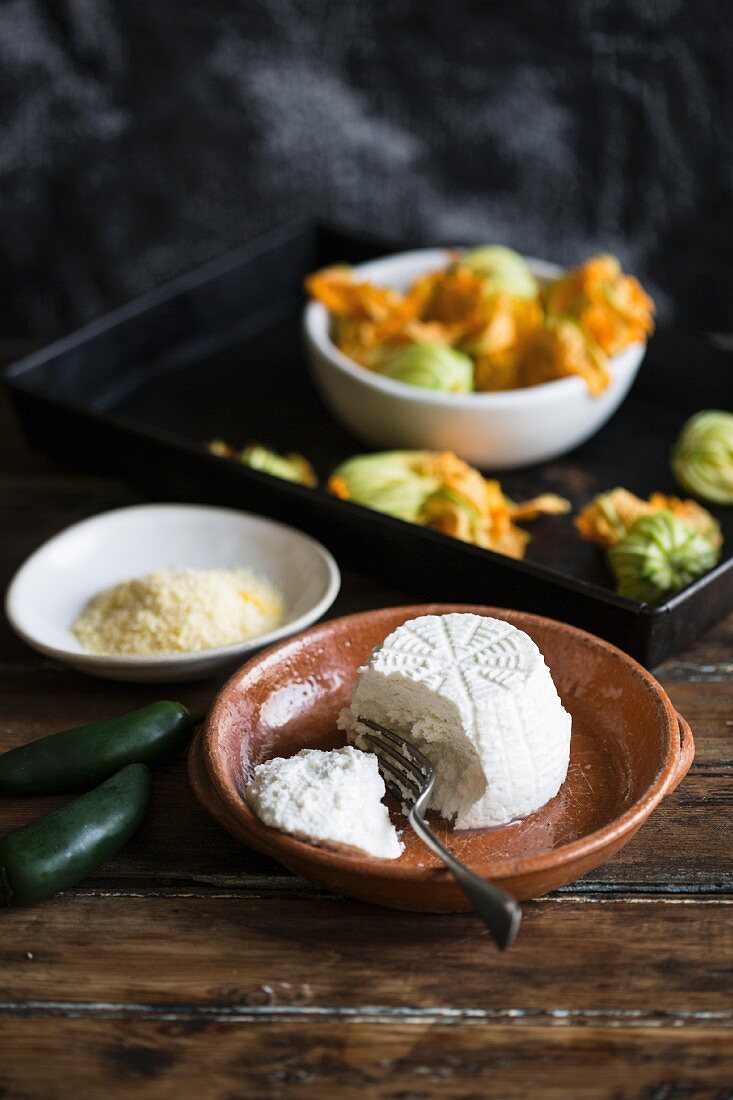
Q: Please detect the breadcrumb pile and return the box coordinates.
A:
[72,567,283,656]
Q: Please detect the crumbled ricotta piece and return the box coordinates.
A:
[339,613,571,829]
[246,746,403,859]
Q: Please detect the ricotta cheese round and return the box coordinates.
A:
[339,613,572,829]
[246,746,403,859]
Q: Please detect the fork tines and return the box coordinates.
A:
[357,717,434,806]
[357,720,520,950]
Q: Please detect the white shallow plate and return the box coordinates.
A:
[5,504,341,682]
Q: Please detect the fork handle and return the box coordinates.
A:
[408,808,522,950]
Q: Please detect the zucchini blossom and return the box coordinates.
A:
[457,246,538,299]
[672,410,733,505]
[327,451,444,524]
[209,442,317,487]
[377,342,474,393]
[576,487,721,551]
[459,295,542,392]
[544,254,655,357]
[328,450,569,558]
[521,317,610,397]
[607,511,720,603]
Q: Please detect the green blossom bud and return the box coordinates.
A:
[458,245,538,299]
[377,343,474,393]
[607,511,720,603]
[328,451,443,522]
[239,446,316,486]
[672,410,733,505]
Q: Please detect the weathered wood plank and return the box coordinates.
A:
[574,772,733,890]
[659,680,733,768]
[0,755,728,892]
[0,659,729,892]
[1,672,730,766]
[0,642,729,769]
[1,600,730,680]
[0,1019,732,1099]
[0,758,281,883]
[1,895,731,1013]
[657,610,733,681]
[0,586,729,901]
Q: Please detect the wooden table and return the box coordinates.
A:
[0,387,731,1098]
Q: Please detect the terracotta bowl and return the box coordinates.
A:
[189,605,694,910]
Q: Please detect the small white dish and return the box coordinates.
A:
[303,247,646,469]
[5,504,341,682]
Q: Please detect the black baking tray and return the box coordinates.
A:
[5,221,733,666]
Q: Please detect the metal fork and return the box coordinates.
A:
[358,717,522,950]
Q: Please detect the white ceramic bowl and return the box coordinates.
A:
[304,247,646,469]
[5,504,341,682]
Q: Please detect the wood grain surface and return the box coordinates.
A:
[0,384,731,1098]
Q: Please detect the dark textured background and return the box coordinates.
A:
[2,0,731,338]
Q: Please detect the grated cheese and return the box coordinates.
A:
[72,567,284,656]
